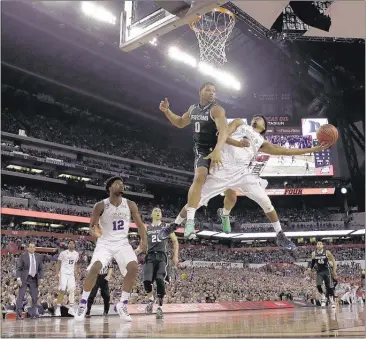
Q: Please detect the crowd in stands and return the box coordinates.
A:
[265,135,313,149]
[3,183,364,234]
[2,246,363,312]
[178,245,365,264]
[2,92,193,171]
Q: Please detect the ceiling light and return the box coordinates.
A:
[81,2,116,25]
[168,46,197,68]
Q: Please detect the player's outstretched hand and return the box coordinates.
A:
[311,142,332,153]
[91,224,103,238]
[159,98,169,113]
[204,148,222,169]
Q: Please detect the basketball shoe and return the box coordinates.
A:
[184,220,197,239]
[276,231,296,250]
[74,299,87,320]
[145,301,153,314]
[218,208,231,233]
[156,307,164,319]
[158,223,178,240]
[115,302,132,322]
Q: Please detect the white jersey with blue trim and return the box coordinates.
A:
[222,121,264,165]
[98,197,131,243]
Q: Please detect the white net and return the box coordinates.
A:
[190,8,235,67]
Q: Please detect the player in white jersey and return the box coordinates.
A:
[159,115,330,249]
[55,240,79,316]
[75,176,147,321]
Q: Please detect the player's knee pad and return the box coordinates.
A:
[143,280,153,293]
[155,278,165,297]
[317,285,323,294]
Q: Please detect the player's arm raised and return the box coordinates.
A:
[127,200,147,253]
[259,140,331,156]
[90,201,104,237]
[159,98,191,128]
[169,233,179,266]
[326,250,337,278]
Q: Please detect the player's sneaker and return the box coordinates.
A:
[320,294,326,307]
[218,208,231,233]
[68,306,75,316]
[145,301,153,314]
[158,223,178,240]
[74,299,87,320]
[115,302,132,322]
[156,307,164,320]
[55,306,61,317]
[276,231,296,250]
[184,220,196,239]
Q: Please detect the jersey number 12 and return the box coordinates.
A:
[113,220,124,231]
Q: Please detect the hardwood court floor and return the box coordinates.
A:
[2,305,365,338]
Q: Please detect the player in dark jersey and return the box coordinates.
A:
[308,241,337,308]
[159,82,228,239]
[143,207,179,319]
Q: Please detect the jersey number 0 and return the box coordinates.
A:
[195,122,200,133]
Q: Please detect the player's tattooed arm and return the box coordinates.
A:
[128,200,148,253]
[90,201,104,237]
[169,233,179,266]
[326,250,337,277]
[159,98,191,128]
[211,105,228,151]
[259,140,331,155]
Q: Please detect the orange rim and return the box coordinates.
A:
[189,7,235,32]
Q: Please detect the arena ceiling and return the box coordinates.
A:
[1,1,364,123]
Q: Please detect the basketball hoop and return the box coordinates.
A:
[189,8,235,67]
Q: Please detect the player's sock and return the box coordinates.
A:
[272,221,282,234]
[175,215,185,225]
[120,291,130,305]
[81,291,91,301]
[222,208,231,216]
[186,207,196,221]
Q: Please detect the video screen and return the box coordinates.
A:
[247,117,334,177]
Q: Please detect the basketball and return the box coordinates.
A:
[316,124,339,145]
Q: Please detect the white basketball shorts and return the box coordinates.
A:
[88,239,137,273]
[199,164,269,208]
[59,273,76,291]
